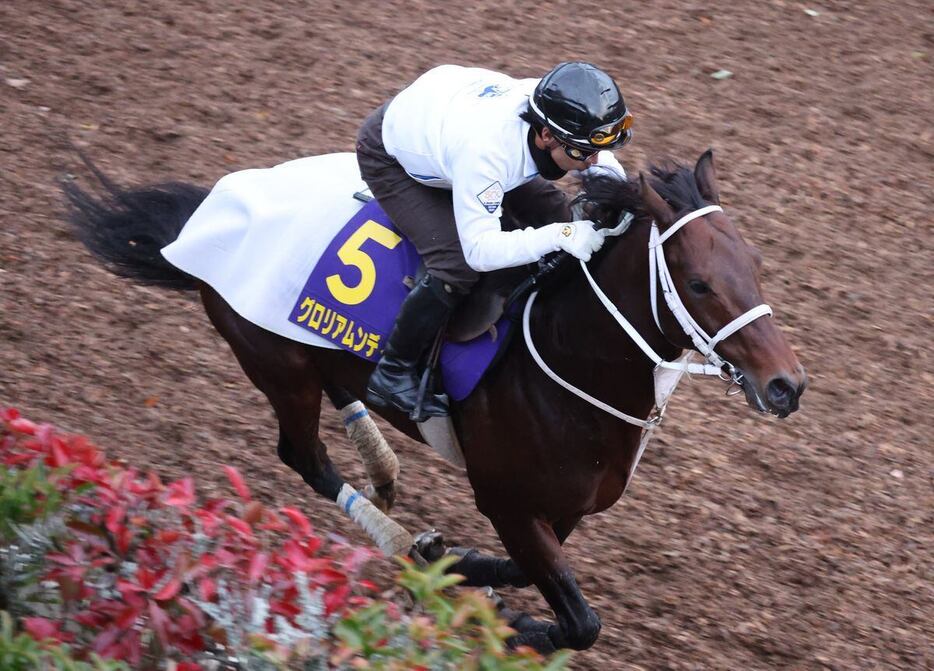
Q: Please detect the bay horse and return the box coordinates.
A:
[65,149,806,653]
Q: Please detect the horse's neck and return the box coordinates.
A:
[540,218,679,366]
[513,217,681,490]
[516,217,675,487]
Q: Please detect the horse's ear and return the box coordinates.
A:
[694,148,720,205]
[639,172,675,228]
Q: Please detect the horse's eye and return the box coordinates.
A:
[687,279,712,296]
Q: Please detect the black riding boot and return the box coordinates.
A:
[366,274,460,419]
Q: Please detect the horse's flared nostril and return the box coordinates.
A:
[766,377,797,414]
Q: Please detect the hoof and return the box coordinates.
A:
[407,544,429,568]
[413,529,446,562]
[364,482,396,513]
[501,609,557,654]
[482,586,505,611]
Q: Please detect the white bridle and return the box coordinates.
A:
[523,205,773,429]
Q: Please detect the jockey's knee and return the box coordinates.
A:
[427,267,477,296]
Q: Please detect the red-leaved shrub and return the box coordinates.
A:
[0,407,376,668]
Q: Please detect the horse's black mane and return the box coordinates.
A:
[532,160,706,296]
[576,160,706,228]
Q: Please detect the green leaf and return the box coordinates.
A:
[333,620,366,650]
[543,650,574,670]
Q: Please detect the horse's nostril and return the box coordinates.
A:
[766,377,795,410]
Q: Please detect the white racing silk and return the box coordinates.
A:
[383,64,625,271]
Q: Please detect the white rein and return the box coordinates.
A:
[523,205,773,429]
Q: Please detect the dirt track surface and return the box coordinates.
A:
[2,2,932,669]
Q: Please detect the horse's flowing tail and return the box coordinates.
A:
[64,161,208,290]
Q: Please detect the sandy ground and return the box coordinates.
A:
[1,1,932,669]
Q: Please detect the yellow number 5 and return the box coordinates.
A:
[326,220,402,305]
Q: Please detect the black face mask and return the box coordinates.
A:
[527,127,567,181]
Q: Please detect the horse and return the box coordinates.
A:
[64,148,807,653]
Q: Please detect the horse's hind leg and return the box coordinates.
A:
[200,286,412,556]
[270,382,411,556]
[323,384,399,512]
[271,384,343,500]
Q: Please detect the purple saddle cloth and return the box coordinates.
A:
[287,199,512,401]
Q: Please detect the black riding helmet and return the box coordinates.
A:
[529,62,633,151]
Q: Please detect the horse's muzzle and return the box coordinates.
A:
[765,371,808,418]
[741,369,807,418]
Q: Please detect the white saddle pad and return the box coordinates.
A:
[161,153,367,351]
[162,153,469,470]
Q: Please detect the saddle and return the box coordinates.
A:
[445,266,530,342]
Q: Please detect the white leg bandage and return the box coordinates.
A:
[340,401,399,487]
[336,484,412,557]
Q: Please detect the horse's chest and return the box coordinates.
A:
[575,436,645,513]
[532,451,632,517]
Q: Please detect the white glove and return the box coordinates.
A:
[591,150,627,179]
[571,150,627,181]
[552,220,605,262]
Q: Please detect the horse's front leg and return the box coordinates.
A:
[491,515,600,653]
[423,514,580,589]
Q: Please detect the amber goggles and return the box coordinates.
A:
[588,112,634,147]
[559,112,634,161]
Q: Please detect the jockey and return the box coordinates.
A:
[356,61,633,420]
